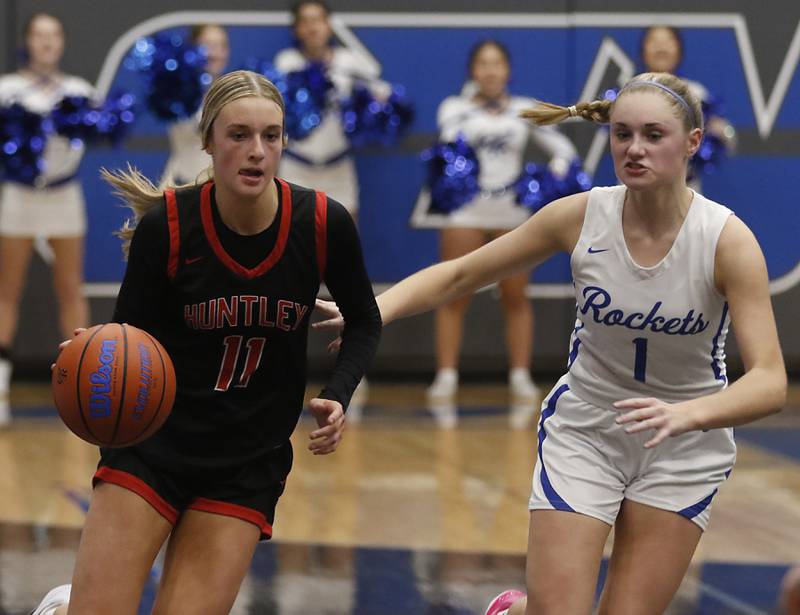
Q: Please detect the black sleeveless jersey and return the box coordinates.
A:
[112,179,381,471]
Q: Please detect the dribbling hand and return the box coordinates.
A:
[308,397,345,455]
[50,327,87,371]
[613,397,696,448]
[312,298,344,353]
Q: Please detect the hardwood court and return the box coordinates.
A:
[1,382,799,614]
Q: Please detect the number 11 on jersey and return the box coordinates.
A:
[215,336,267,391]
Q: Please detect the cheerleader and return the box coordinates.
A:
[160,24,230,185]
[0,13,92,419]
[412,40,577,428]
[640,25,736,190]
[273,0,381,219]
[274,0,382,418]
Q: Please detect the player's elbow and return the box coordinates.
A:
[763,364,788,416]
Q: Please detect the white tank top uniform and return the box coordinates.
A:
[410,95,577,230]
[530,186,737,530]
[273,47,381,214]
[0,72,93,237]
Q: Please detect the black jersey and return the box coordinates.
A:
[112,178,381,471]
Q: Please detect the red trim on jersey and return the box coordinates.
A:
[93,466,179,525]
[189,497,273,538]
[314,191,328,282]
[200,179,292,280]
[165,189,180,279]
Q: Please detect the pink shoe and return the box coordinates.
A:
[485,589,526,615]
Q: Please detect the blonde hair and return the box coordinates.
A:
[199,69,286,149]
[106,70,286,257]
[102,165,163,257]
[521,72,703,132]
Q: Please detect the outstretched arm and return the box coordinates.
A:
[378,192,587,325]
[313,192,587,338]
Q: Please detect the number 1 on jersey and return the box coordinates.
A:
[215,336,267,391]
[632,337,648,382]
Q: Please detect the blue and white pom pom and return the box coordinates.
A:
[282,62,333,141]
[342,83,414,148]
[691,133,725,176]
[243,59,331,141]
[691,94,728,177]
[548,159,593,200]
[124,33,209,121]
[515,159,592,212]
[421,135,481,214]
[0,103,47,185]
[50,92,136,146]
[514,163,549,212]
[95,92,137,145]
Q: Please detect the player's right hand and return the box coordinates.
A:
[51,327,87,371]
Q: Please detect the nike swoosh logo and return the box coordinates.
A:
[587,247,609,254]
[184,255,204,265]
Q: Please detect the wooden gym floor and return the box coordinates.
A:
[1,381,799,614]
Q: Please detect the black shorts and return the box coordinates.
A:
[94,445,292,541]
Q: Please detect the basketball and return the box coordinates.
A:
[51,323,176,447]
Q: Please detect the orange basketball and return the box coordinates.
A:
[51,323,176,447]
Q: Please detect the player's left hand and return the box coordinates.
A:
[308,397,345,455]
[613,397,695,448]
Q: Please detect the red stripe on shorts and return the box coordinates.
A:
[189,497,273,538]
[93,466,179,525]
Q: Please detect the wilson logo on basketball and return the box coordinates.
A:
[132,342,153,420]
[88,339,117,418]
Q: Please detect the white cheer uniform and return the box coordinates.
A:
[0,72,93,237]
[530,186,737,530]
[161,110,212,186]
[273,47,381,215]
[410,95,577,230]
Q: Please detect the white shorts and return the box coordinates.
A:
[529,376,736,530]
[0,181,87,238]
[278,156,358,215]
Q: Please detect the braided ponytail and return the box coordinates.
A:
[521,99,613,126]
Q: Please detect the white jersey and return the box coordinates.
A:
[411,95,577,229]
[0,72,94,185]
[273,46,381,163]
[566,186,733,409]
